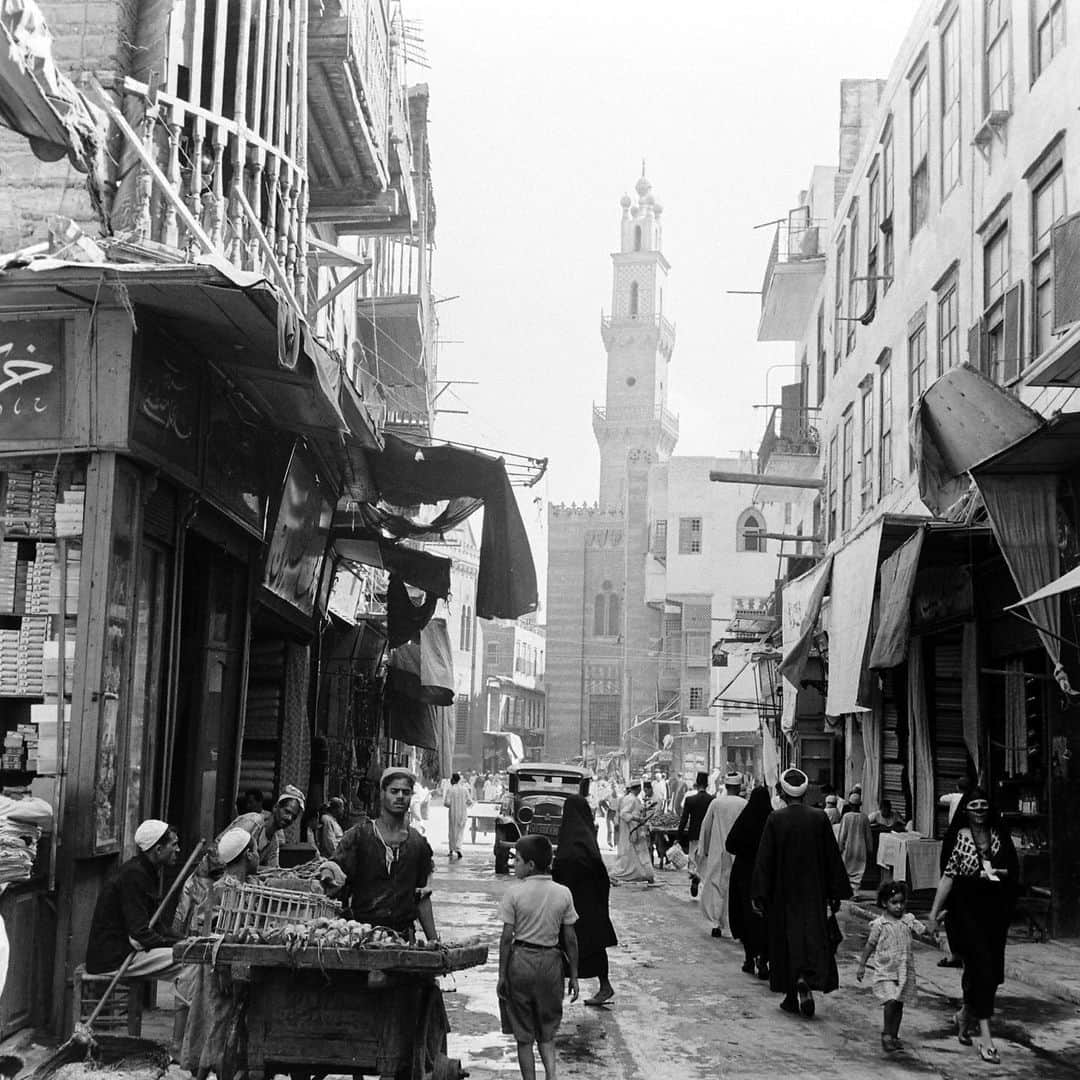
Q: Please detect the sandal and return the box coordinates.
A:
[978,1045,1000,1064]
[954,1011,972,1046]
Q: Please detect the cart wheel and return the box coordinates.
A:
[430,1055,467,1080]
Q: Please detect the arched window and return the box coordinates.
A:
[593,583,621,636]
[629,281,639,316]
[737,509,766,552]
[633,224,642,251]
[594,593,607,637]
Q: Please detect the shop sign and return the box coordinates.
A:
[130,332,202,476]
[263,446,333,617]
[0,319,63,439]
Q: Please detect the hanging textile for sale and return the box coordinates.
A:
[975,473,1073,693]
[868,528,925,670]
[859,707,882,815]
[386,575,438,648]
[385,618,455,707]
[905,637,936,836]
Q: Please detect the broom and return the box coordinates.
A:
[28,839,208,1080]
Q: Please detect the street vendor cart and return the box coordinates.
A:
[175,878,486,1080]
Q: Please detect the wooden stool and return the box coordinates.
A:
[71,964,146,1036]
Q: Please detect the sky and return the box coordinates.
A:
[406,0,920,591]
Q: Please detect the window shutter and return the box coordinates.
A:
[967,318,985,374]
[1002,282,1024,382]
[1052,211,1080,332]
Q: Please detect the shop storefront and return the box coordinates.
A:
[0,263,375,1033]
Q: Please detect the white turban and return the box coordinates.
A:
[779,768,809,798]
[134,819,170,852]
[218,828,253,865]
[723,771,743,788]
[276,785,307,812]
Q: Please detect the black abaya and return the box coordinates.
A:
[726,786,772,960]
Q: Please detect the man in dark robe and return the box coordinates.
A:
[677,772,714,898]
[751,767,851,1018]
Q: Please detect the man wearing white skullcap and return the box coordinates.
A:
[86,819,182,976]
[751,767,851,1019]
[698,771,747,937]
[221,783,305,868]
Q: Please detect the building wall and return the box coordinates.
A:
[774,0,1080,553]
[0,0,134,247]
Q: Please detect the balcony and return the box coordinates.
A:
[592,403,679,448]
[307,0,416,233]
[757,403,820,474]
[355,234,435,435]
[600,311,676,356]
[757,213,827,342]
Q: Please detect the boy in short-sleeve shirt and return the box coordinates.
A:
[497,835,579,1080]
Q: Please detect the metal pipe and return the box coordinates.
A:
[709,470,824,489]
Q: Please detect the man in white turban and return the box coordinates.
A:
[85,819,182,977]
[698,772,747,937]
[751,768,851,1019]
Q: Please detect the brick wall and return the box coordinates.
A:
[0,0,132,248]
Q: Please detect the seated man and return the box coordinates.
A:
[85,819,182,977]
[321,768,438,941]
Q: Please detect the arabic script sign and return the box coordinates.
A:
[130,327,201,475]
[0,320,63,439]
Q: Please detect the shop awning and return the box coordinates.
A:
[970,410,1080,475]
[868,527,925,670]
[825,520,884,717]
[1020,319,1080,386]
[914,363,1043,515]
[1006,563,1080,608]
[778,556,832,685]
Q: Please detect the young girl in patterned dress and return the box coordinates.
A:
[856,881,926,1053]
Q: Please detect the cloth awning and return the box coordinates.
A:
[332,537,451,598]
[914,363,1043,515]
[970,410,1080,475]
[825,520,884,717]
[868,527,925,670]
[1006,563,1080,609]
[779,556,832,685]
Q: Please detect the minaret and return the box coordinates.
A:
[593,170,677,508]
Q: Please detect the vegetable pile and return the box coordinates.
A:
[224,917,443,955]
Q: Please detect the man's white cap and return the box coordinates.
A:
[134,819,170,852]
[723,771,743,787]
[218,828,253,865]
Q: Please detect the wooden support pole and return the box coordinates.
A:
[310,263,369,314]
[237,186,302,314]
[709,469,824,489]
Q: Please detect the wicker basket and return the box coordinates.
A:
[214,879,341,937]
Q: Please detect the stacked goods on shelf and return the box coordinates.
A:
[238,640,286,796]
[0,816,41,883]
[54,479,85,537]
[42,640,75,697]
[16,616,48,695]
[0,543,16,611]
[31,471,57,534]
[0,628,21,695]
[27,543,54,614]
[2,471,34,535]
[2,730,25,771]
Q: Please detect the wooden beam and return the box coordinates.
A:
[311,263,369,313]
[308,236,371,267]
[90,83,215,255]
[709,469,824,489]
[236,186,302,314]
[760,532,824,542]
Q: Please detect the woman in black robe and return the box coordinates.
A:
[926,787,1019,1064]
[726,785,772,979]
[553,795,618,1005]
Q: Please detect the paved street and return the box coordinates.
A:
[427,807,1080,1079]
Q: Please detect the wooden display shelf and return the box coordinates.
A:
[174,937,488,974]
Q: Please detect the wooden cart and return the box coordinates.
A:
[175,939,487,1080]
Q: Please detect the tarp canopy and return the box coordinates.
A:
[779,555,832,735]
[825,520,884,716]
[914,363,1043,515]
[1006,563,1080,609]
[868,527,925,670]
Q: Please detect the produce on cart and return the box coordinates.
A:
[176,869,486,1080]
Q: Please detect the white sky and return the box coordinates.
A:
[406,0,920,592]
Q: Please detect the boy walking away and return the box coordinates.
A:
[498,835,580,1080]
[856,881,926,1053]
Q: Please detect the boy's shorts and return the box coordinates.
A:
[500,946,563,1043]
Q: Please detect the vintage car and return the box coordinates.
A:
[493,762,591,874]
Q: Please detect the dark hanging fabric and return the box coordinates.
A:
[385,621,455,707]
[386,574,438,648]
[368,434,538,620]
[383,690,439,750]
[334,497,482,542]
[380,544,451,597]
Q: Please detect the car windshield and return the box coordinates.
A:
[516,773,584,794]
